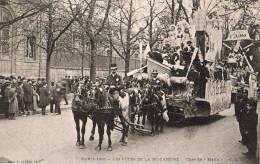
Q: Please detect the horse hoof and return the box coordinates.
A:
[89,136,94,141]
[76,141,80,146]
[96,145,102,151]
[151,133,155,136]
[119,138,123,143]
[107,146,112,151]
[79,144,85,149]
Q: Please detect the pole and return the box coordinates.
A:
[139,38,143,68]
[81,35,85,77]
[109,35,112,74]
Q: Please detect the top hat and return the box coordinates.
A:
[111,64,117,70]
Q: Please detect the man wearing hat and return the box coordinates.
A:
[23,79,33,115]
[236,88,249,145]
[106,64,122,87]
[240,98,258,158]
[150,70,159,86]
[39,82,50,115]
[182,41,195,65]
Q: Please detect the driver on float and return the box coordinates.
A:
[106,64,122,91]
[105,64,128,145]
[150,70,161,86]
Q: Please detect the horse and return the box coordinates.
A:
[71,89,96,149]
[94,86,121,151]
[88,85,131,146]
[139,84,165,135]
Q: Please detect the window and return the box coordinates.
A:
[26,36,36,60]
[0,7,12,59]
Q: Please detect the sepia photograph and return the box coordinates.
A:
[0,0,259,163]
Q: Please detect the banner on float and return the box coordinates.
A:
[205,29,223,62]
[225,30,251,41]
[194,10,207,31]
[205,80,232,114]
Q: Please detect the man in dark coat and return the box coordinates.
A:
[49,82,56,113]
[106,64,122,87]
[182,41,195,65]
[235,89,248,145]
[23,80,33,115]
[39,82,50,115]
[241,98,258,158]
[60,81,68,105]
[54,84,63,115]
[149,70,161,86]
[16,81,24,115]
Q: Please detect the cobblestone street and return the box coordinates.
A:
[0,103,259,164]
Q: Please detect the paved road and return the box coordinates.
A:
[0,103,259,164]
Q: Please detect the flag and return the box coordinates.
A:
[143,43,151,60]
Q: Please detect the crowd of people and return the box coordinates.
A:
[0,75,74,120]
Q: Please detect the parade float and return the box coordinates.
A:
[145,10,234,124]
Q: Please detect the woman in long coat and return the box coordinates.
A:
[39,83,50,115]
[8,83,19,120]
[32,84,39,112]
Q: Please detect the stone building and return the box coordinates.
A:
[0,0,141,81]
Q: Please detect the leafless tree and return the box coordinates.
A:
[69,0,112,82]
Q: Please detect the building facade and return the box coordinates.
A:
[0,1,141,82]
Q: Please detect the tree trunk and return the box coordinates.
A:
[171,0,175,24]
[81,36,85,77]
[149,0,153,48]
[109,36,112,74]
[175,0,182,25]
[125,51,130,77]
[46,56,51,87]
[90,38,97,82]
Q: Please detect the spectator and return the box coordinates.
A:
[23,79,33,115]
[241,98,258,159]
[8,82,18,120]
[16,81,24,115]
[32,82,39,113]
[39,82,50,115]
[49,82,56,113]
[3,80,11,118]
[54,84,63,115]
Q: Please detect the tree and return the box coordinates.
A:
[175,0,189,24]
[40,0,84,85]
[165,0,175,24]
[0,0,48,30]
[69,0,112,82]
[109,0,150,76]
[146,0,167,48]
